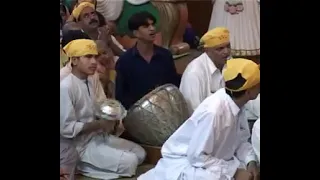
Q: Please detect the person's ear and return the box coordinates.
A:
[244,89,252,98]
[246,85,259,99]
[71,57,79,66]
[133,30,139,38]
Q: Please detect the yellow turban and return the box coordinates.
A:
[200,27,230,48]
[72,2,95,20]
[63,39,98,57]
[223,58,260,92]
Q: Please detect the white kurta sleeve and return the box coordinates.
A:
[235,115,257,165]
[179,73,204,111]
[60,85,85,138]
[186,115,239,179]
[251,119,260,163]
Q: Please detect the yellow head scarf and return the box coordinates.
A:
[72,2,95,20]
[200,27,230,48]
[63,39,98,57]
[223,58,260,92]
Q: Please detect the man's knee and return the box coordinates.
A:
[133,145,146,164]
[118,152,140,175]
[60,142,79,171]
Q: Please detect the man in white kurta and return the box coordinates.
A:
[139,58,260,180]
[60,39,146,180]
[180,27,231,112]
[251,118,260,163]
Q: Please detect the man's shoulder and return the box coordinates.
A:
[199,91,227,113]
[118,47,134,57]
[154,45,172,56]
[189,52,207,65]
[183,53,207,76]
[60,74,74,91]
[115,49,133,69]
[191,97,225,124]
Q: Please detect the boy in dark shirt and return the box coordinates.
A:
[115,11,180,109]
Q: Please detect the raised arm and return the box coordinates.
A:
[187,114,240,179]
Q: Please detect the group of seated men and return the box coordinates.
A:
[60,1,260,180]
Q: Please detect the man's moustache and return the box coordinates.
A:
[89,20,98,24]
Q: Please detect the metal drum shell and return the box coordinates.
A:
[124,84,190,146]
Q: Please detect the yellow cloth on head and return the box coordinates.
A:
[72,2,95,20]
[223,58,260,92]
[200,27,230,48]
[60,48,69,68]
[63,39,98,57]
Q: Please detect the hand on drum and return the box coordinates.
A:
[112,120,125,137]
[99,120,117,134]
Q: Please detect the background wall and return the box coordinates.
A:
[187,0,213,37]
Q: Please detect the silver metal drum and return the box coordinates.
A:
[124,84,190,146]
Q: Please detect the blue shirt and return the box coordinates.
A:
[115,45,180,109]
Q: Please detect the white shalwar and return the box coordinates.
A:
[60,74,146,180]
[138,88,257,180]
[179,53,225,112]
[251,118,260,163]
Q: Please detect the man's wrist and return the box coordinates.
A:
[247,161,257,168]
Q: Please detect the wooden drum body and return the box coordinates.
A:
[124,84,190,146]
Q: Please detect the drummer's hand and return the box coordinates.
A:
[98,26,112,43]
[113,120,125,136]
[60,168,70,180]
[100,120,117,134]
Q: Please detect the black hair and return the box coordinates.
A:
[225,73,247,98]
[61,29,91,47]
[128,11,156,31]
[225,89,246,98]
[96,11,106,27]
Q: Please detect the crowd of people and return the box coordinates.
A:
[60,1,260,180]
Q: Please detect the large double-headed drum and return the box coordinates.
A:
[124,84,190,146]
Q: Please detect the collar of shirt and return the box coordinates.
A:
[204,53,220,76]
[63,63,96,84]
[70,73,90,83]
[203,53,225,93]
[131,44,162,59]
[223,89,240,116]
